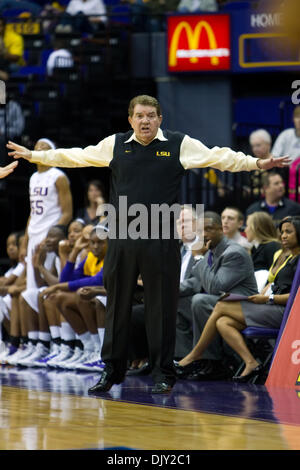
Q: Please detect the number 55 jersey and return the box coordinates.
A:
[28,167,68,238]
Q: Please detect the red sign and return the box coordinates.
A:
[266,287,300,388]
[167,14,231,72]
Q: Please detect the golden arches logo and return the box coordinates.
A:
[169,21,219,67]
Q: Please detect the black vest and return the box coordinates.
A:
[109,130,185,212]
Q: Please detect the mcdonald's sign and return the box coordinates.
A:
[168,15,231,72]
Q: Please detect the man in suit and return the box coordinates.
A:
[175,211,258,380]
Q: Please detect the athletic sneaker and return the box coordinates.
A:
[55,347,84,369]
[75,351,101,371]
[6,343,34,365]
[0,344,11,363]
[46,344,73,368]
[34,343,61,368]
[18,343,50,367]
[76,359,105,372]
[12,343,36,366]
[0,345,18,364]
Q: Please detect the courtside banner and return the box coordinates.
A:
[167,14,231,73]
[266,287,300,388]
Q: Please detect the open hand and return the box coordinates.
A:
[257,156,291,170]
[0,161,18,178]
[6,141,32,161]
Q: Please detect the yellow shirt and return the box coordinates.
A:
[4,28,25,66]
[268,249,292,283]
[31,128,259,172]
[83,251,104,277]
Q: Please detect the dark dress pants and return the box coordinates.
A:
[102,237,181,385]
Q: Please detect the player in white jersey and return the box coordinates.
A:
[21,138,73,290]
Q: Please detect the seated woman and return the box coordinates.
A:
[11,225,66,366]
[176,216,300,383]
[0,231,25,360]
[76,179,106,226]
[39,226,107,370]
[245,211,281,291]
[34,218,88,363]
[57,218,87,270]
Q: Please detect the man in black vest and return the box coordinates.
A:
[7,95,291,394]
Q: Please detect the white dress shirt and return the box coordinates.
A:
[31,128,259,172]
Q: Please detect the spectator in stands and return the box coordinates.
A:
[245,171,300,223]
[76,179,106,225]
[221,207,252,250]
[245,212,280,271]
[0,97,24,165]
[262,241,293,296]
[57,0,107,33]
[174,211,257,380]
[0,99,25,140]
[272,106,300,162]
[145,0,180,31]
[246,129,272,198]
[250,129,272,161]
[176,216,300,383]
[46,36,74,76]
[177,0,218,12]
[0,16,24,79]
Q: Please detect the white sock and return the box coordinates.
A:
[60,322,76,342]
[39,331,51,343]
[50,325,61,340]
[28,331,39,341]
[78,331,94,352]
[91,334,101,351]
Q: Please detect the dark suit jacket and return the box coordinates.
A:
[180,237,258,297]
[251,241,281,271]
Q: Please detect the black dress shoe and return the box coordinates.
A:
[232,364,263,383]
[173,360,206,378]
[88,370,123,393]
[126,362,151,376]
[151,382,173,394]
[187,361,232,381]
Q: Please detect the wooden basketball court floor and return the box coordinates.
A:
[0,366,300,451]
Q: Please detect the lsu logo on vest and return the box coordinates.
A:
[156,151,171,157]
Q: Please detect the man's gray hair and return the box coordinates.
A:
[249,129,272,145]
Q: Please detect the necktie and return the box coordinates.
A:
[207,250,213,267]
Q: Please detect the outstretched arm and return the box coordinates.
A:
[179,135,291,172]
[7,135,115,168]
[0,161,18,178]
